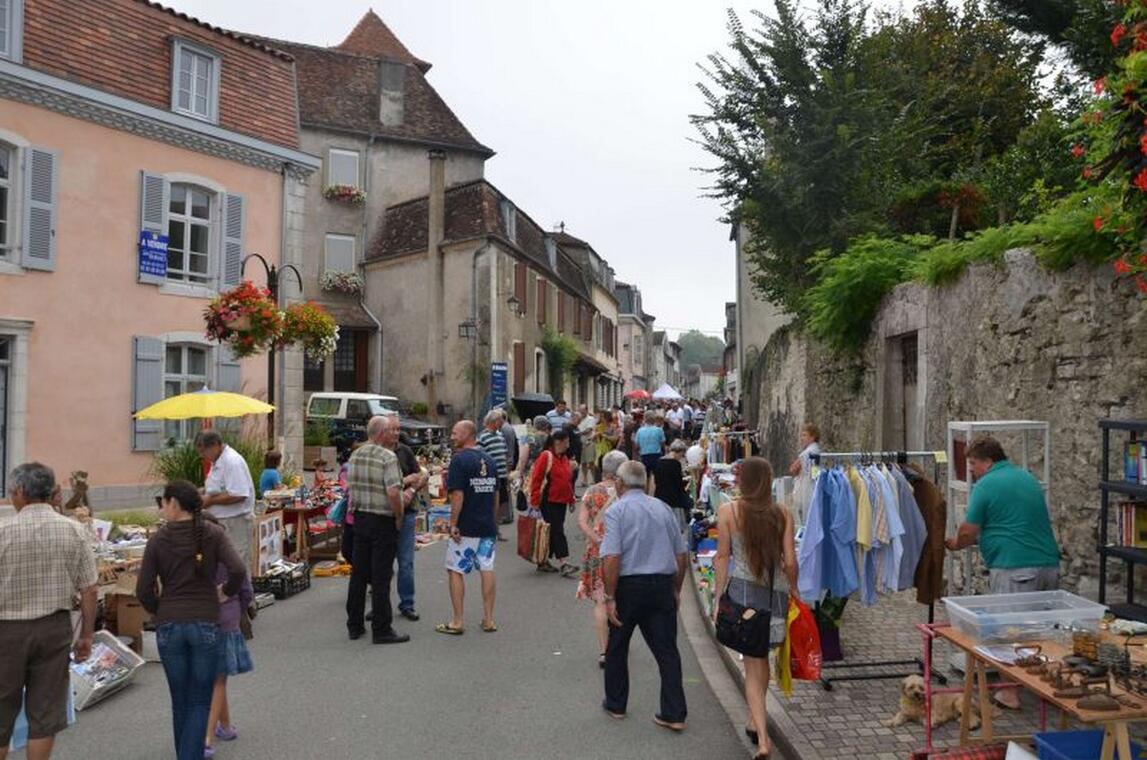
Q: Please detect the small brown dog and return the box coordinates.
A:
[882,674,981,729]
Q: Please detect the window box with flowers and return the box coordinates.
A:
[322,184,366,205]
[203,281,283,358]
[320,270,364,296]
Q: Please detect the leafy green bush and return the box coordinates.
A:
[802,236,921,352]
[541,327,579,395]
[149,430,270,488]
[303,418,332,446]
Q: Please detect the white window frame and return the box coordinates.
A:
[166,183,216,286]
[324,233,357,274]
[326,148,360,188]
[0,128,28,276]
[162,342,210,442]
[0,320,30,496]
[0,140,13,263]
[0,0,24,63]
[170,38,221,123]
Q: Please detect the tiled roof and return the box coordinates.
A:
[334,10,431,73]
[369,180,590,299]
[142,1,294,60]
[552,230,591,249]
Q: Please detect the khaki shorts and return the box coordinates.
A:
[0,611,73,745]
[988,566,1060,594]
[217,513,254,571]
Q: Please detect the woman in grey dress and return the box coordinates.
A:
[712,457,798,759]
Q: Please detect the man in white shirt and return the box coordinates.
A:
[666,404,684,442]
[195,430,255,569]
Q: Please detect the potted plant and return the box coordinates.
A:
[320,270,365,296]
[321,184,366,205]
[203,281,283,358]
[281,302,339,359]
[302,419,337,472]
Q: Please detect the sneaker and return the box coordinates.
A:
[204,747,215,759]
[215,723,238,741]
[372,629,411,644]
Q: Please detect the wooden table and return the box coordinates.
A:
[934,624,1147,759]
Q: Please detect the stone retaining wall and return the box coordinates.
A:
[750,249,1146,595]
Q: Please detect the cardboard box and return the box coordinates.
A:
[108,594,151,653]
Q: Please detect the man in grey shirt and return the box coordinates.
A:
[600,461,688,731]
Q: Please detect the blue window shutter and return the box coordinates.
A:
[21,147,58,271]
[216,344,242,393]
[138,171,169,285]
[132,336,164,451]
[221,193,245,288]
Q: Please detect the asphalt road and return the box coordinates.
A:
[37,530,762,760]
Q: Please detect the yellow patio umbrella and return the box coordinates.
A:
[133,388,275,420]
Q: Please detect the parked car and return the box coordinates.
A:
[305,392,445,453]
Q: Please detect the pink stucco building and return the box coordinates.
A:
[0,0,318,506]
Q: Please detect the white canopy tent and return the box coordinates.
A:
[651,383,683,401]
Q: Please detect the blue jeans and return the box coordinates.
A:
[397,509,417,612]
[156,621,220,760]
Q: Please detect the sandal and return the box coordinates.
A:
[745,726,759,744]
[560,564,580,578]
[481,621,498,633]
[434,623,465,635]
[536,563,559,573]
[599,652,606,669]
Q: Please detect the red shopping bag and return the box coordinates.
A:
[788,598,823,681]
[517,514,538,562]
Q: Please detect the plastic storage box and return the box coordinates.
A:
[1033,729,1146,759]
[942,590,1106,643]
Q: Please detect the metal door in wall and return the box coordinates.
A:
[0,338,8,494]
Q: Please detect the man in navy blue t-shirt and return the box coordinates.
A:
[436,420,499,636]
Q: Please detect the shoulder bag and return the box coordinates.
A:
[715,564,776,658]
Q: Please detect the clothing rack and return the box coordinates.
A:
[806,450,947,691]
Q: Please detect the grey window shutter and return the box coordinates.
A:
[138,171,169,285]
[132,336,165,451]
[221,193,245,288]
[216,344,242,393]
[21,147,58,271]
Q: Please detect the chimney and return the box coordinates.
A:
[378,61,405,127]
[425,150,447,419]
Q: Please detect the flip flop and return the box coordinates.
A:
[434,623,465,636]
[481,621,498,633]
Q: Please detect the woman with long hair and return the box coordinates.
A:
[137,480,248,760]
[528,428,578,577]
[712,458,797,759]
[576,450,628,667]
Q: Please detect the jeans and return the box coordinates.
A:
[156,621,221,760]
[346,512,399,636]
[604,574,687,723]
[397,509,417,613]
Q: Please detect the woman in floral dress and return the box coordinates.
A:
[576,450,629,667]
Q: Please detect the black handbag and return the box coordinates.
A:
[715,567,775,657]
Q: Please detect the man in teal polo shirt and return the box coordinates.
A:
[946,435,1060,709]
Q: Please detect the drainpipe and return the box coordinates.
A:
[469,239,493,417]
[358,134,384,391]
[277,164,289,451]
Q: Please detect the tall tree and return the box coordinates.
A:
[988,0,1120,80]
[676,330,726,370]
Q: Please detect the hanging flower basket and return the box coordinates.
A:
[204,281,283,358]
[320,270,364,295]
[322,184,366,205]
[282,301,340,359]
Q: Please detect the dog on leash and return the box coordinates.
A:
[882,674,981,729]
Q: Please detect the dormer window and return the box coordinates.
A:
[500,199,517,243]
[171,39,221,123]
[544,236,557,270]
[0,0,24,62]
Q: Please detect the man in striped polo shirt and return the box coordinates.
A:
[477,411,510,540]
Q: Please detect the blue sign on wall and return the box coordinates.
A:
[490,362,508,407]
[138,231,169,278]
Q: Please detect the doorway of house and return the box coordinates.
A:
[883,331,921,451]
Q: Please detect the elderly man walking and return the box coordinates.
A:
[195,431,255,570]
[600,460,689,731]
[477,411,510,539]
[1,463,98,760]
[345,416,410,644]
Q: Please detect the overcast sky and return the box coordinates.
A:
[167,1,915,339]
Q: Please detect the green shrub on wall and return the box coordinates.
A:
[541,327,579,396]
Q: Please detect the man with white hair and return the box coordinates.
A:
[478,410,511,541]
[345,416,409,645]
[600,460,689,731]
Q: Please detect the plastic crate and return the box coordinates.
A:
[1033,730,1146,760]
[942,590,1106,643]
[252,567,312,599]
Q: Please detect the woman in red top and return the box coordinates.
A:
[529,428,578,577]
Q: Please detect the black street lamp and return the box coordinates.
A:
[241,253,303,445]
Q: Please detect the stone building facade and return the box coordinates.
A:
[748,249,1146,596]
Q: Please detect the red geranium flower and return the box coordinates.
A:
[1094,216,1106,231]
[1140,133,1147,156]
[1072,144,1086,158]
[1135,168,1147,192]
[1139,254,1147,266]
[1137,275,1147,294]
[1083,166,1095,180]
[1095,77,1107,94]
[1113,23,1128,46]
[1115,258,1133,275]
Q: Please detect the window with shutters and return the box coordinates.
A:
[163,344,208,442]
[513,262,527,317]
[536,279,547,325]
[324,234,356,273]
[512,342,526,395]
[167,184,214,284]
[171,39,220,122]
[0,0,23,62]
[534,348,546,393]
[327,149,360,188]
[573,301,582,336]
[557,291,566,333]
[0,142,10,260]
